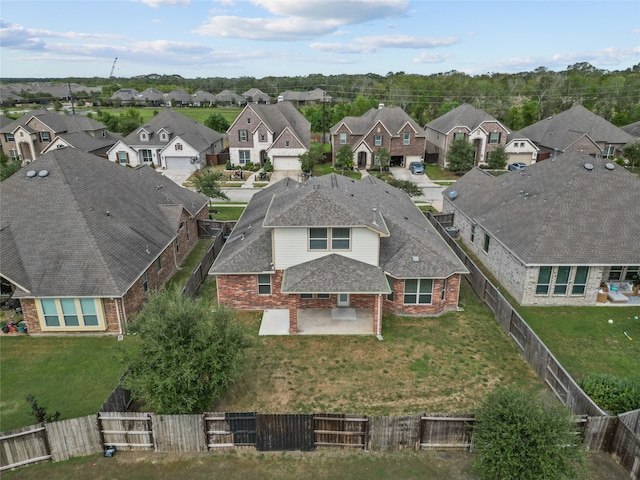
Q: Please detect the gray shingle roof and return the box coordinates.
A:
[1,111,106,135]
[51,131,121,153]
[424,104,498,134]
[331,106,425,136]
[621,121,640,138]
[519,105,635,151]
[249,102,311,148]
[0,148,209,298]
[443,151,640,265]
[282,254,391,294]
[211,174,468,281]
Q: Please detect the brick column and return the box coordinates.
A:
[288,295,298,335]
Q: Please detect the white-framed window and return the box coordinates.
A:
[404,279,433,304]
[140,149,153,163]
[373,154,381,166]
[257,274,272,295]
[454,132,466,141]
[141,132,148,141]
[309,228,328,250]
[340,132,347,144]
[285,140,290,147]
[624,266,639,281]
[239,150,250,164]
[386,275,394,301]
[300,294,313,299]
[331,228,350,250]
[571,266,589,295]
[536,266,552,295]
[175,237,180,253]
[160,133,167,141]
[375,135,382,146]
[117,151,129,164]
[603,144,615,159]
[470,225,476,243]
[175,143,183,151]
[403,132,410,145]
[39,298,101,328]
[553,266,571,294]
[489,132,501,144]
[9,149,19,160]
[5,133,15,142]
[40,131,51,143]
[441,278,447,300]
[239,129,248,141]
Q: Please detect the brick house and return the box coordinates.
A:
[209,174,468,335]
[330,105,427,170]
[0,148,209,334]
[0,110,116,164]
[423,103,536,168]
[441,151,640,306]
[227,101,310,170]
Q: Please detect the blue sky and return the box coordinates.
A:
[1,0,639,79]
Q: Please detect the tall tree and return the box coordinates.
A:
[447,139,476,173]
[204,113,230,133]
[193,170,229,204]
[334,144,354,174]
[123,289,250,414]
[374,147,391,172]
[487,145,508,170]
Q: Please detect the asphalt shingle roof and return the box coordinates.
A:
[211,174,468,280]
[424,104,499,134]
[331,107,425,136]
[443,151,640,265]
[249,102,311,148]
[0,149,209,298]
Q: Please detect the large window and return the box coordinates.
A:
[454,132,466,141]
[374,135,382,146]
[489,132,501,144]
[39,131,51,143]
[239,150,250,164]
[309,228,328,250]
[603,144,615,159]
[117,151,128,164]
[483,233,491,253]
[340,132,347,144]
[403,132,410,145]
[610,265,640,281]
[404,279,433,304]
[239,129,248,141]
[39,298,102,329]
[536,266,552,295]
[142,272,148,292]
[571,266,589,295]
[625,266,639,281]
[554,266,571,294]
[331,228,350,250]
[257,274,271,295]
[9,150,19,160]
[5,133,15,142]
[140,149,153,163]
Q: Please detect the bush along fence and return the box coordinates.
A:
[427,212,640,479]
[5,407,629,473]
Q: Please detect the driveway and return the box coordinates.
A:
[390,167,445,210]
[157,168,192,187]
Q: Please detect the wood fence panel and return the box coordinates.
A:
[99,412,154,451]
[46,415,102,462]
[255,414,314,451]
[153,415,206,453]
[419,415,474,449]
[368,415,421,451]
[583,415,618,451]
[204,413,233,449]
[608,417,640,479]
[314,414,367,448]
[226,412,256,447]
[99,384,132,412]
[0,424,50,471]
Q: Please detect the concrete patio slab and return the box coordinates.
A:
[259,309,290,336]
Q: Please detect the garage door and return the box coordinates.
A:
[165,156,195,171]
[273,156,301,171]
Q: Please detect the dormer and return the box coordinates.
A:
[138,127,151,142]
[157,128,172,142]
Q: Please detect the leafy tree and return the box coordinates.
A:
[374,147,390,172]
[447,139,476,174]
[123,289,250,414]
[472,387,585,480]
[0,152,22,181]
[487,145,508,170]
[623,141,640,168]
[204,112,230,133]
[193,170,229,204]
[335,144,354,174]
[385,178,423,197]
[298,150,324,174]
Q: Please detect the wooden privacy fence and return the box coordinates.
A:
[181,230,224,297]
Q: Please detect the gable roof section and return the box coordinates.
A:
[425,104,499,134]
[443,151,640,265]
[250,102,311,149]
[1,110,106,135]
[0,148,209,298]
[211,174,467,280]
[43,130,122,154]
[331,107,425,137]
[519,105,635,151]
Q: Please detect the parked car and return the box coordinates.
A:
[409,162,424,175]
[508,162,527,171]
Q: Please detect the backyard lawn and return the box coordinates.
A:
[92,106,243,126]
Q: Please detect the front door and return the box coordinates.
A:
[337,293,350,307]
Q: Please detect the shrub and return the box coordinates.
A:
[263,158,274,172]
[226,158,232,170]
[579,373,640,414]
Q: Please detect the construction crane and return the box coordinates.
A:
[109,57,118,78]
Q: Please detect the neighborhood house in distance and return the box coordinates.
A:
[209,173,469,335]
[0,148,209,334]
[442,151,640,306]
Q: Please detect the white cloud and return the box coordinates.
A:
[310,42,375,54]
[251,0,409,23]
[413,52,453,64]
[195,16,342,40]
[136,0,190,7]
[311,35,459,54]
[0,21,121,51]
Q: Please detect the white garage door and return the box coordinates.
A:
[273,156,301,171]
[165,156,194,171]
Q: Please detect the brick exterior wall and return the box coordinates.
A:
[228,108,256,150]
[565,136,602,157]
[382,276,462,316]
[272,129,303,149]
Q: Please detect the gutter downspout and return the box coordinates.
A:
[376,293,383,341]
[114,298,123,338]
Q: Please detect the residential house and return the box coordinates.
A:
[0,148,209,334]
[0,82,102,106]
[214,90,246,106]
[519,105,636,161]
[242,88,271,104]
[109,88,138,105]
[164,89,192,107]
[41,129,123,158]
[209,174,468,334]
[620,120,640,139]
[191,90,216,107]
[330,105,426,170]
[135,87,165,107]
[0,110,112,164]
[441,151,640,306]
[278,89,331,105]
[106,108,224,172]
[227,101,310,170]
[424,104,530,168]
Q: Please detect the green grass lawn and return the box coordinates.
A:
[209,206,246,221]
[0,336,137,432]
[518,305,640,384]
[425,164,460,181]
[312,162,362,180]
[93,107,243,126]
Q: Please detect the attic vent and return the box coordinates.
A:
[26,170,37,178]
[38,170,49,177]
[448,190,458,199]
[605,162,615,171]
[583,163,594,171]
[412,255,420,262]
